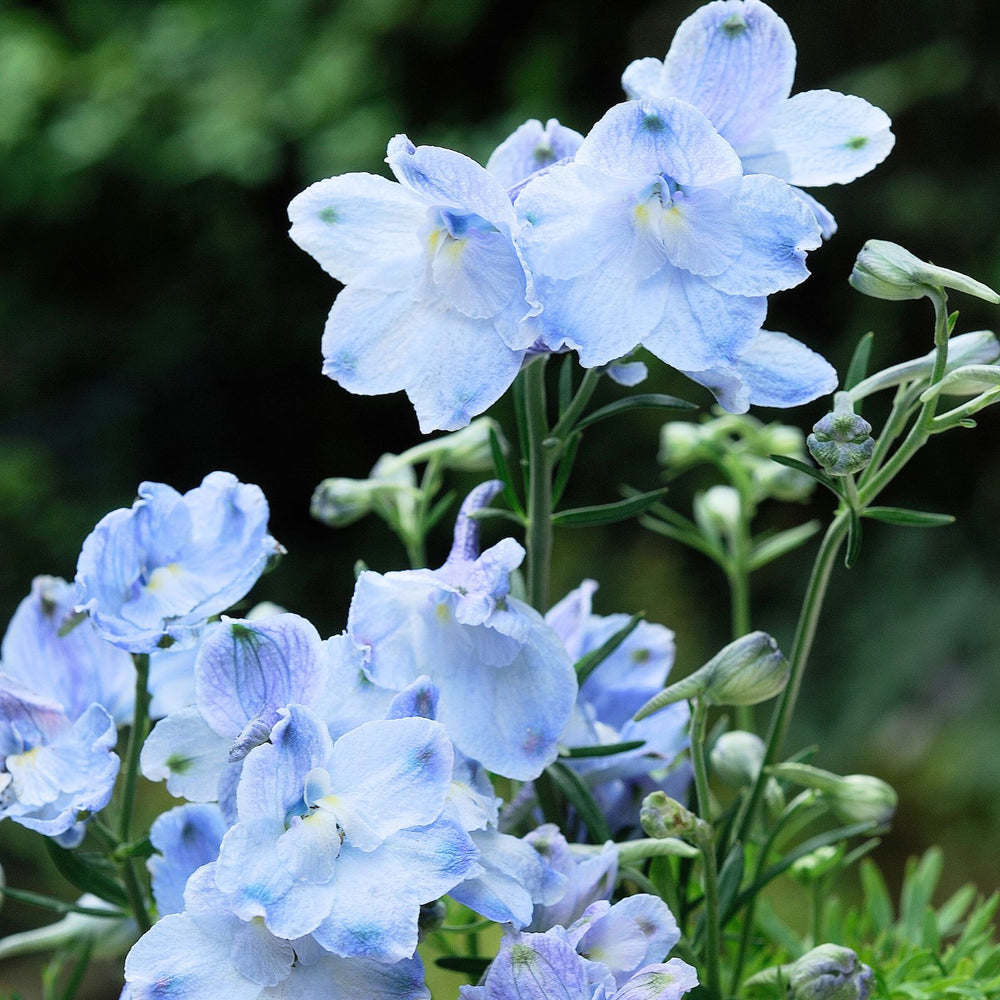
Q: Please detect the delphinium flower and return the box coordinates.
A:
[75,471,283,653]
[514,97,836,411]
[621,0,894,237]
[347,481,577,780]
[288,136,543,433]
[461,895,697,1000]
[0,577,128,844]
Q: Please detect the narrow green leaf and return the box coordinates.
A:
[845,507,863,569]
[862,506,955,528]
[553,489,665,527]
[844,332,876,392]
[434,956,491,977]
[575,393,698,431]
[44,842,128,909]
[58,936,95,1000]
[560,740,646,758]
[900,848,942,946]
[488,426,525,518]
[717,842,746,922]
[532,768,565,829]
[552,431,582,507]
[768,454,838,493]
[574,611,644,684]
[747,521,822,571]
[0,885,124,919]
[468,507,525,527]
[544,762,611,844]
[641,514,726,564]
[423,490,457,533]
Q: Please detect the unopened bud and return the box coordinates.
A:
[710,730,765,788]
[659,421,709,468]
[807,393,874,476]
[635,631,788,718]
[395,417,505,473]
[789,845,843,884]
[771,763,897,826]
[850,240,1000,304]
[788,944,873,1000]
[640,791,702,841]
[695,485,742,542]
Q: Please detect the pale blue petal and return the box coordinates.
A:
[642,269,765,372]
[386,136,518,232]
[487,118,585,189]
[266,954,429,1000]
[149,803,228,916]
[734,328,838,407]
[606,361,648,387]
[480,933,591,1000]
[612,960,699,1000]
[276,807,342,882]
[621,57,669,102]
[705,174,821,296]
[315,633,396,740]
[739,90,895,187]
[792,188,838,239]
[229,918,296,987]
[149,636,202,719]
[287,172,427,287]
[659,185,742,277]
[429,225,525,320]
[576,100,741,186]
[140,707,231,801]
[660,0,795,147]
[195,614,327,740]
[327,717,454,851]
[385,676,440,721]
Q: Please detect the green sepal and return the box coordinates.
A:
[574,611,644,684]
[845,506,863,569]
[112,836,155,862]
[574,393,698,431]
[560,739,646,758]
[434,956,491,977]
[544,761,612,844]
[747,521,822,571]
[353,559,368,580]
[552,489,665,527]
[488,426,525,519]
[844,331,876,393]
[44,842,129,909]
[862,506,955,528]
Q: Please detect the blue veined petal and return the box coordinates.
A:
[611,960,700,1000]
[739,89,895,187]
[642,269,765,373]
[287,172,427,288]
[271,954,430,1000]
[705,174,821,297]
[194,614,327,741]
[659,0,795,148]
[322,286,527,433]
[387,136,518,232]
[140,707,232,801]
[790,188,838,240]
[311,819,480,963]
[658,185,742,277]
[326,717,454,851]
[228,919,296,987]
[621,57,669,103]
[314,633,397,740]
[486,118,585,190]
[149,803,228,917]
[478,933,594,1000]
[734,329,837,407]
[576,100,742,187]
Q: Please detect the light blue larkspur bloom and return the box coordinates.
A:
[211,705,479,961]
[75,472,283,654]
[347,482,577,780]
[148,803,228,917]
[124,864,431,1000]
[515,98,836,411]
[288,136,542,433]
[486,118,584,192]
[461,895,697,1000]
[0,676,119,845]
[621,0,894,237]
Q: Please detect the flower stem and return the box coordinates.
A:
[524,356,555,611]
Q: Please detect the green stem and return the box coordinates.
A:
[690,700,722,999]
[524,356,555,611]
[551,367,603,439]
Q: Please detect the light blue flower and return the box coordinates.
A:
[288,136,543,432]
[148,803,228,917]
[486,118,584,191]
[347,482,577,780]
[0,676,119,844]
[1,575,134,725]
[621,0,894,237]
[515,98,833,411]
[211,705,479,961]
[124,864,431,1000]
[75,472,283,653]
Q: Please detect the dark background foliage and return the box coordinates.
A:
[2,0,999,987]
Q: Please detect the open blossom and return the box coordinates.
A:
[75,472,283,654]
[288,136,542,433]
[621,0,894,236]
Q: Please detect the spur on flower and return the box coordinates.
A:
[621,0,894,236]
[75,471,283,653]
[288,136,542,433]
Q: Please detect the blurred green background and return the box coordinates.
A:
[2,0,999,992]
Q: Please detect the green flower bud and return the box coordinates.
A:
[640,791,702,841]
[659,420,711,469]
[694,485,742,542]
[770,763,897,825]
[788,944,873,1000]
[789,845,844,884]
[635,632,789,719]
[395,417,505,472]
[850,239,1000,303]
[710,730,766,787]
[807,393,874,476]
